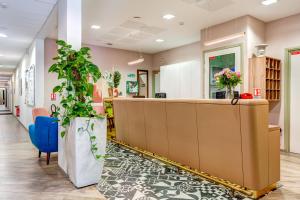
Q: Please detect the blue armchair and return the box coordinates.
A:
[28,116,58,165]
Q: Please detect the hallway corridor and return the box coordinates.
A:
[0,105,11,115]
[0,115,105,200]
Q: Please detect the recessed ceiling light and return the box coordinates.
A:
[261,0,278,6]
[91,25,101,30]
[0,2,8,9]
[156,39,165,43]
[163,14,175,20]
[0,33,7,38]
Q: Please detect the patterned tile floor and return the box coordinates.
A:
[98,142,251,200]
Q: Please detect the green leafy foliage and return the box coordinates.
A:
[113,71,121,88]
[103,70,122,89]
[49,40,105,160]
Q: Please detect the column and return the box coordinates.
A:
[57,0,82,173]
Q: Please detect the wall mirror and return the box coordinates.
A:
[137,70,149,97]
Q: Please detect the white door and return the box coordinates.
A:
[290,50,300,154]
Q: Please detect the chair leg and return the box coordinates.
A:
[46,152,51,165]
[38,151,41,158]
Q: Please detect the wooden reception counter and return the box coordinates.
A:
[113,98,280,198]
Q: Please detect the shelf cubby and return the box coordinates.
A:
[249,56,281,101]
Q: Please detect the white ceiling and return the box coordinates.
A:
[0,0,57,70]
[1,0,300,71]
[82,0,300,53]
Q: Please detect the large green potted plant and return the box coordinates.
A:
[49,40,106,188]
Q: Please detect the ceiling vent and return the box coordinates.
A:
[181,0,234,11]
[98,20,166,45]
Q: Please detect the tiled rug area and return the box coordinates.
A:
[98,142,250,200]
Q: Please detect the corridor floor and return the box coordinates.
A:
[0,114,300,200]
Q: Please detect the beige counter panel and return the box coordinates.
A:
[268,125,280,185]
[114,100,129,143]
[240,104,269,190]
[196,104,244,186]
[127,101,147,150]
[166,103,200,169]
[113,98,279,192]
[144,101,169,158]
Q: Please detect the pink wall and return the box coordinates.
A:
[44,38,153,110]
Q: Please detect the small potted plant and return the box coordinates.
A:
[113,71,121,97]
[103,70,122,97]
[214,68,242,99]
[103,71,114,97]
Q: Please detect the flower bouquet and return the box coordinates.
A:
[214,68,242,99]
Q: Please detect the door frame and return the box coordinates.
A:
[152,70,160,97]
[203,44,244,99]
[284,47,300,152]
[137,69,149,97]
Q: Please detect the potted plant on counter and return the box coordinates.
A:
[214,68,242,99]
[113,71,121,97]
[49,40,106,188]
[103,70,122,97]
[103,71,114,97]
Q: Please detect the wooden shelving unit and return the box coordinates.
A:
[249,56,281,101]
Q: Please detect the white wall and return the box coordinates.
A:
[160,60,201,98]
[266,13,300,149]
[14,39,45,128]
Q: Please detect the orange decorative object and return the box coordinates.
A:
[113,88,119,97]
[32,108,50,122]
[93,84,103,103]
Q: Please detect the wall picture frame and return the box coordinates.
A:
[25,64,35,106]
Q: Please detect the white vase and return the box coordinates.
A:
[62,117,107,188]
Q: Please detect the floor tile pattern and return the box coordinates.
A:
[98,142,249,200]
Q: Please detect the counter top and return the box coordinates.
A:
[113,98,269,105]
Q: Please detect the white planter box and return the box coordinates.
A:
[59,117,107,188]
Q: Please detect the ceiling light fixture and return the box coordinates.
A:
[128,56,145,66]
[204,32,245,46]
[0,2,7,9]
[0,33,7,38]
[91,25,101,30]
[156,39,165,43]
[261,0,278,6]
[163,14,175,20]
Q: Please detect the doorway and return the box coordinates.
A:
[285,47,300,153]
[204,45,242,99]
[137,70,149,98]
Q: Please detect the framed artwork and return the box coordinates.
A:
[25,64,35,106]
[18,77,22,96]
[126,81,138,94]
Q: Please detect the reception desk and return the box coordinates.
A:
[113,98,280,198]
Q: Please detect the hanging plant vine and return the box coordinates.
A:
[49,40,104,159]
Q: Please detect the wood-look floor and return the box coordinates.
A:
[1,114,300,200]
[0,115,105,200]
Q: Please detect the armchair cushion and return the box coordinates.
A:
[28,116,58,153]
